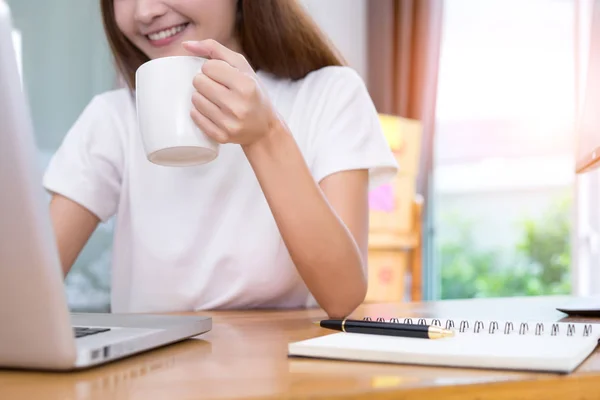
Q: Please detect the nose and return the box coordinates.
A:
[134,0,168,25]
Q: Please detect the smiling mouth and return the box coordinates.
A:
[146,23,189,42]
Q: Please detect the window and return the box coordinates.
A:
[433,0,576,299]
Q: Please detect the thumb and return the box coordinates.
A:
[182,39,242,68]
[182,40,211,57]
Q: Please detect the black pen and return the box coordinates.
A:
[315,318,455,339]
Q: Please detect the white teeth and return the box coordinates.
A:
[147,24,186,41]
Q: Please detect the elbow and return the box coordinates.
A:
[322,279,367,320]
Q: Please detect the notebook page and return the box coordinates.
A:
[288,320,600,373]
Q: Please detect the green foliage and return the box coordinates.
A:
[439,196,572,299]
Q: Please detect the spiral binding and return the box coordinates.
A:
[362,317,594,337]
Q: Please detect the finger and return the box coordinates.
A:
[192,73,233,111]
[191,92,226,131]
[190,108,229,144]
[201,59,239,90]
[183,39,247,70]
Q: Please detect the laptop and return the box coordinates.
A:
[0,2,212,371]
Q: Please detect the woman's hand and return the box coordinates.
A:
[182,40,281,148]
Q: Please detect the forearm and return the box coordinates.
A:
[242,121,367,318]
[49,194,99,277]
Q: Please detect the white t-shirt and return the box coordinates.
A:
[43,66,399,313]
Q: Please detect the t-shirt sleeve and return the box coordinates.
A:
[308,67,399,190]
[43,95,125,222]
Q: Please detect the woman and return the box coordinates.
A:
[44,0,398,318]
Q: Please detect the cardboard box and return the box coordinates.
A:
[364,114,422,303]
[379,114,422,176]
[365,249,408,303]
[369,114,421,235]
[369,175,416,234]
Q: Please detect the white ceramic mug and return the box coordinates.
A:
[135,56,219,167]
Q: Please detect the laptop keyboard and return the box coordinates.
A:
[73,327,111,338]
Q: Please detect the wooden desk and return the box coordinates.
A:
[1,296,600,399]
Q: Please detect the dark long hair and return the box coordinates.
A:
[100,0,346,90]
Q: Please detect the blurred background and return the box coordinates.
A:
[5,0,600,311]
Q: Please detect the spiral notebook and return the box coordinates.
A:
[288,317,600,373]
